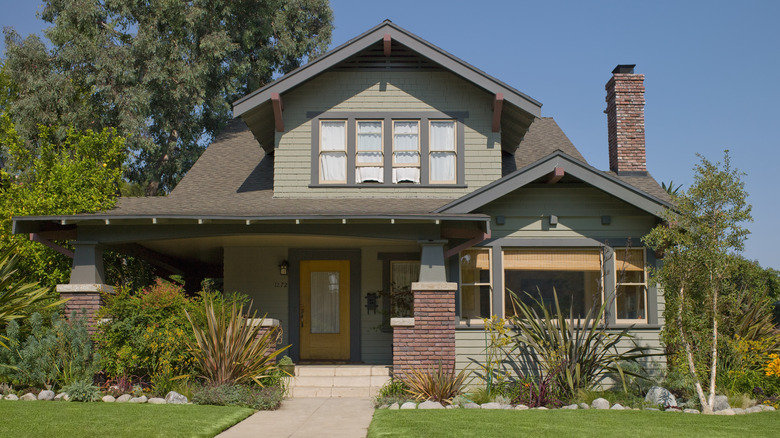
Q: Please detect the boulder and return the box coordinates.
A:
[480,402,503,410]
[388,403,400,410]
[643,407,659,411]
[763,405,776,412]
[165,391,188,405]
[102,395,116,403]
[610,403,624,410]
[514,404,529,410]
[378,404,388,409]
[746,406,762,414]
[683,409,700,414]
[534,406,548,410]
[714,408,735,416]
[37,390,55,401]
[129,395,148,403]
[591,398,610,410]
[54,393,67,401]
[732,408,746,415]
[21,393,37,401]
[4,394,18,401]
[116,394,132,403]
[713,395,730,412]
[645,386,677,407]
[418,400,444,409]
[445,405,457,409]
[400,401,417,410]
[578,403,590,410]
[148,398,166,405]
[463,402,481,409]
[562,404,578,410]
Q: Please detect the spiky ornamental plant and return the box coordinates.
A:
[401,362,470,405]
[644,151,752,414]
[185,299,289,387]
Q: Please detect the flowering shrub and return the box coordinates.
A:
[765,353,780,378]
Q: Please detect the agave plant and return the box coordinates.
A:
[507,289,652,397]
[401,361,470,405]
[184,299,289,386]
[0,244,64,349]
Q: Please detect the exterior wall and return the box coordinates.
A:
[274,70,501,198]
[484,186,656,240]
[224,242,418,364]
[455,326,665,381]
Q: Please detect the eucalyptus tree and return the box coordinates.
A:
[3,0,333,195]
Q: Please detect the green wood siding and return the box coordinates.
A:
[274,71,500,198]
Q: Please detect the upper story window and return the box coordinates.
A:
[309,111,467,187]
[319,120,347,183]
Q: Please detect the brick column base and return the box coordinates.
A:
[249,318,282,359]
[392,282,457,378]
[56,284,114,335]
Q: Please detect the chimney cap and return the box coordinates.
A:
[612,64,636,74]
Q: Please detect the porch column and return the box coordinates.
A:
[392,241,457,377]
[58,242,112,334]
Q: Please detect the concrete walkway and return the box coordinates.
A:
[217,398,375,438]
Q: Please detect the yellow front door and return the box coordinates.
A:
[300,260,350,360]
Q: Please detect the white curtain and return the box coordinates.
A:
[393,121,419,164]
[430,121,456,182]
[310,271,340,334]
[392,167,420,184]
[356,166,384,183]
[320,121,346,182]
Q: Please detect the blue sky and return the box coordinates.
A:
[2,1,779,269]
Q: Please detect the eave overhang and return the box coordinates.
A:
[435,151,672,217]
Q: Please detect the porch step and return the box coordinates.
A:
[288,365,391,398]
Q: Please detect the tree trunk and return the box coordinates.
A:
[707,276,719,408]
[678,284,711,413]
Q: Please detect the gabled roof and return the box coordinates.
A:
[437,150,672,216]
[233,20,541,118]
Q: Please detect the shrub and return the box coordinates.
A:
[63,378,101,402]
[185,298,289,386]
[400,362,469,405]
[506,289,651,399]
[191,383,283,410]
[374,378,411,407]
[505,368,565,408]
[94,279,196,388]
[0,311,99,389]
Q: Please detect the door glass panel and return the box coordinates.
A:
[310,271,340,333]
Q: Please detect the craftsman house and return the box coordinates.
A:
[14,21,671,391]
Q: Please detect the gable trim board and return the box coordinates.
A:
[233,20,541,120]
[436,151,672,216]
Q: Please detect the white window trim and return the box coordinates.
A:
[428,120,457,184]
[318,119,347,184]
[614,247,649,324]
[459,247,492,323]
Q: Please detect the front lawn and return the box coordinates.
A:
[0,401,253,438]
[368,409,779,438]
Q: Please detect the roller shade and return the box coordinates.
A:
[503,249,601,271]
[616,248,645,272]
[460,249,490,270]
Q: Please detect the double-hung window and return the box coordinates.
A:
[392,121,420,184]
[429,121,457,183]
[319,120,347,183]
[459,248,492,320]
[615,248,647,321]
[356,121,383,183]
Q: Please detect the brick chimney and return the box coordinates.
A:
[605,64,646,175]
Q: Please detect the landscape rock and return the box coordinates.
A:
[643,407,659,411]
[165,391,188,405]
[591,398,610,410]
[562,404,578,410]
[116,394,132,403]
[4,394,18,401]
[762,405,776,412]
[388,403,399,410]
[378,404,388,409]
[445,405,457,409]
[746,406,762,414]
[713,395,731,412]
[610,403,624,410]
[534,407,548,410]
[37,390,55,401]
[732,408,746,415]
[54,393,67,401]
[714,408,735,416]
[578,403,590,410]
[481,402,503,410]
[129,395,148,403]
[148,398,166,405]
[683,409,700,414]
[418,400,444,410]
[645,386,677,407]
[102,396,116,403]
[400,401,417,410]
[21,393,37,401]
[463,402,481,409]
[514,404,529,410]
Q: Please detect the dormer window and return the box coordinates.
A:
[309,111,467,187]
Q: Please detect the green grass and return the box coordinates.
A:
[368,409,780,438]
[0,400,253,437]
